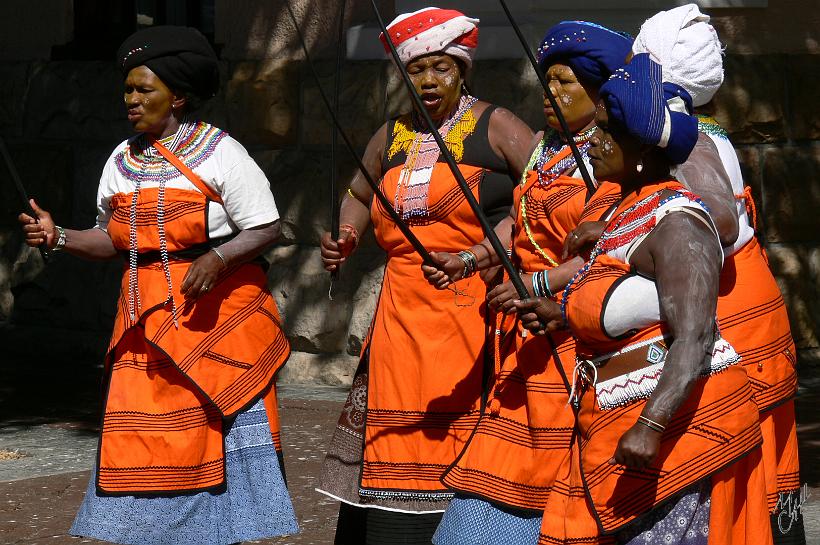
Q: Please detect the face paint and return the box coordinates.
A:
[405,53,465,121]
[589,100,627,182]
[541,63,597,133]
[602,137,614,155]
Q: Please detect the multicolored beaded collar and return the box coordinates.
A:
[116,119,226,184]
[696,115,728,140]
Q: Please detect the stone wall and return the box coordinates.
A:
[0,0,817,384]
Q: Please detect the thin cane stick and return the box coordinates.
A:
[285,1,434,266]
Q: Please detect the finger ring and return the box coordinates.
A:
[571,232,579,239]
[202,284,210,292]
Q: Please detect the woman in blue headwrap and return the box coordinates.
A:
[514,53,771,545]
[422,21,632,545]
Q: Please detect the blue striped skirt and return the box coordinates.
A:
[70,399,299,545]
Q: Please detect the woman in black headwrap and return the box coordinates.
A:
[19,26,298,545]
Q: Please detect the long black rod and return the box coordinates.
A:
[370,0,529,299]
[284,1,433,266]
[0,136,49,260]
[329,0,346,281]
[498,0,596,201]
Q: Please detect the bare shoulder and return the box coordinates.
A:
[365,121,391,155]
[488,105,527,126]
[695,130,719,151]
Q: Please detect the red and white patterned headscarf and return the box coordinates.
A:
[379,7,479,68]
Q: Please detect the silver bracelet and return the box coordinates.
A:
[211,246,228,268]
[456,250,478,278]
[52,225,67,252]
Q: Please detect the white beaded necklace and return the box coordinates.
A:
[126,135,180,327]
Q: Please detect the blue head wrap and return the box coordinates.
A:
[599,53,698,165]
[537,21,633,89]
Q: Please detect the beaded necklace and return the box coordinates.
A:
[126,126,189,326]
[559,188,708,326]
[394,94,478,219]
[520,126,596,268]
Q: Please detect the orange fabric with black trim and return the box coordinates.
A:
[538,181,767,542]
[361,162,489,496]
[758,401,801,510]
[717,236,800,511]
[109,188,209,253]
[580,182,620,223]
[718,236,797,411]
[577,366,762,532]
[98,189,289,495]
[538,441,614,545]
[441,155,588,510]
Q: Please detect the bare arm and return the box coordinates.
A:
[180,220,281,300]
[321,123,388,271]
[423,126,542,288]
[612,211,722,469]
[676,133,738,248]
[488,106,536,179]
[19,199,118,260]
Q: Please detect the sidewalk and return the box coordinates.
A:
[2,379,819,544]
[0,386,348,545]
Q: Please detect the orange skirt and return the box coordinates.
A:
[718,237,800,510]
[442,325,576,511]
[538,367,770,544]
[98,261,290,495]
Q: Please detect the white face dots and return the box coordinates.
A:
[560,93,573,106]
[602,136,614,155]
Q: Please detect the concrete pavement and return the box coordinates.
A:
[1,378,819,545]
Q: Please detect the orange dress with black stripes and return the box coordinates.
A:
[97,146,289,495]
[538,181,770,545]
[697,116,800,515]
[353,105,516,508]
[442,137,608,511]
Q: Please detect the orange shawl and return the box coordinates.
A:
[550,181,763,535]
[97,185,289,495]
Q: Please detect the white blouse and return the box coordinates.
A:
[95,120,279,239]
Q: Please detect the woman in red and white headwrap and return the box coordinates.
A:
[317,7,534,544]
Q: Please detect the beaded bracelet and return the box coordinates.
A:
[531,270,553,298]
[539,270,552,298]
[339,223,360,249]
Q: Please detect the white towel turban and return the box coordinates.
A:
[632,4,724,107]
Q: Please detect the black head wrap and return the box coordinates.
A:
[117,26,219,99]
